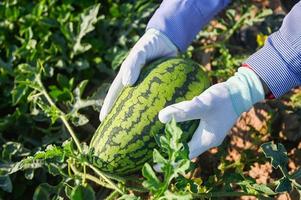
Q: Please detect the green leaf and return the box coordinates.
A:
[70,112,89,126]
[275,177,292,193]
[142,163,161,192]
[49,85,72,102]
[75,59,90,70]
[33,183,57,200]
[35,143,71,162]
[46,163,65,176]
[143,119,193,198]
[62,140,74,155]
[111,50,128,70]
[68,79,99,122]
[174,159,191,176]
[118,194,141,200]
[163,190,192,200]
[237,178,276,196]
[261,142,288,169]
[74,80,88,98]
[252,183,276,195]
[0,157,43,176]
[57,74,71,89]
[32,182,65,200]
[165,118,183,151]
[2,141,30,160]
[43,105,61,124]
[109,3,120,17]
[166,118,182,140]
[153,149,166,164]
[70,185,95,200]
[223,172,244,184]
[33,185,50,200]
[89,83,111,111]
[24,169,34,180]
[65,185,72,199]
[11,84,28,105]
[175,175,199,193]
[73,4,100,55]
[0,175,12,193]
[291,168,301,180]
[291,92,301,108]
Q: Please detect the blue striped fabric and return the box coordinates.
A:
[147,0,301,98]
[147,0,230,52]
[245,2,301,97]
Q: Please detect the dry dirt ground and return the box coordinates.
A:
[196,87,301,200]
[194,1,301,199]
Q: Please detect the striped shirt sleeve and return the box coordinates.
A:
[146,0,230,52]
[245,1,301,98]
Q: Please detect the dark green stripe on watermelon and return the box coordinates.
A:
[89,58,210,174]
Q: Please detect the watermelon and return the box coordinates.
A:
[89,58,210,174]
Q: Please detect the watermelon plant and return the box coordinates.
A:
[1,0,301,199]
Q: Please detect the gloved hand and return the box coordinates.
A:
[159,67,265,160]
[99,28,178,121]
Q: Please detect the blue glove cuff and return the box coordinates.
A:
[225,67,265,116]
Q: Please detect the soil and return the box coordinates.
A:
[196,88,301,200]
[194,1,301,199]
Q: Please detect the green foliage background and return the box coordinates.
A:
[0,0,158,198]
[1,0,300,199]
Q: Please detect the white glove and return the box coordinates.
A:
[99,28,178,121]
[159,67,265,160]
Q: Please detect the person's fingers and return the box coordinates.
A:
[121,50,146,86]
[101,28,179,121]
[158,97,207,124]
[187,121,223,159]
[122,48,176,86]
[99,72,124,121]
[122,29,178,86]
[158,83,233,124]
[122,30,155,86]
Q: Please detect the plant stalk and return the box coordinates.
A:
[85,162,124,194]
[70,163,113,189]
[193,191,259,198]
[37,75,83,153]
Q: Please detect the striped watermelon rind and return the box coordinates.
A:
[89,58,210,174]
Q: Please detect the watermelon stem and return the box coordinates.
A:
[35,66,83,154]
[69,161,114,189]
[192,191,261,198]
[60,114,83,153]
[88,167,127,182]
[86,162,125,194]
